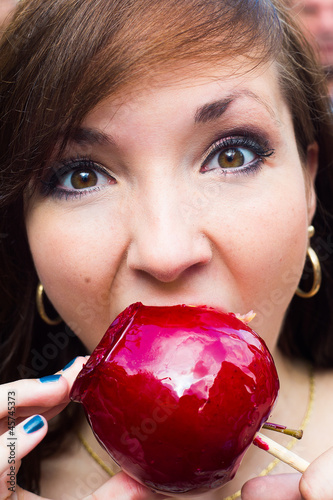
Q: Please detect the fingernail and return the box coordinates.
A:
[23,415,44,434]
[39,374,62,383]
[62,358,76,371]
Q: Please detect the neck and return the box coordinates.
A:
[78,414,120,477]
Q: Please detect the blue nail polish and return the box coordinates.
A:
[62,358,76,371]
[39,374,61,383]
[23,415,44,434]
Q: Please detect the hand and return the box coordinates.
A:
[83,472,169,500]
[0,357,167,500]
[241,447,333,500]
[0,356,88,499]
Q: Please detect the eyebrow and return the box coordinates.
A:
[67,127,114,146]
[194,97,234,123]
[65,90,279,146]
[194,90,279,125]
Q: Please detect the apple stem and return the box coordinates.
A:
[263,422,303,439]
[254,432,309,473]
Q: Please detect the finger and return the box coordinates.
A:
[0,483,51,500]
[241,473,302,500]
[0,356,87,420]
[0,415,47,475]
[0,378,67,420]
[2,402,68,427]
[83,471,169,500]
[58,355,89,389]
[300,448,333,500]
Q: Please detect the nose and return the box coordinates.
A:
[127,186,212,283]
[316,8,333,33]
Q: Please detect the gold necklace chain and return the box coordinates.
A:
[78,367,315,500]
[78,434,115,476]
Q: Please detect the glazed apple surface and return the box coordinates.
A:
[70,302,279,494]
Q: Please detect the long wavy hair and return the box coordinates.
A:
[0,0,333,491]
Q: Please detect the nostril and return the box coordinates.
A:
[127,234,212,283]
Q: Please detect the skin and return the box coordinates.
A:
[2,58,333,498]
[25,60,316,355]
[290,0,333,68]
[0,0,17,27]
[290,0,333,97]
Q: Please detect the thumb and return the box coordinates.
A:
[241,473,302,500]
[300,447,333,500]
[82,471,168,500]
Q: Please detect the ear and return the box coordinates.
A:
[304,142,318,223]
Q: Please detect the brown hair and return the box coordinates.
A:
[1,0,333,491]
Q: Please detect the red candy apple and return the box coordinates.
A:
[70,303,279,495]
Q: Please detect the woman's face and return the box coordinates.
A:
[25,60,317,355]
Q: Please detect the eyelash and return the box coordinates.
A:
[41,134,274,200]
[41,158,114,200]
[201,135,275,176]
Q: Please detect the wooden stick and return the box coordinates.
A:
[254,432,310,473]
[263,422,303,439]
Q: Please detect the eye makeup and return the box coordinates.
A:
[200,130,275,176]
[41,157,115,200]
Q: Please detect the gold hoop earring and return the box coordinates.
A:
[296,225,321,298]
[36,283,62,325]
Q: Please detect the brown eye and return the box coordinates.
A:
[202,143,258,174]
[44,160,115,199]
[218,149,245,169]
[70,169,98,189]
[52,161,114,196]
[201,137,274,176]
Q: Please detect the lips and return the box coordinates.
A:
[70,302,279,494]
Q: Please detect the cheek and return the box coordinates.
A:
[25,203,129,349]
[240,207,307,341]
[204,175,309,349]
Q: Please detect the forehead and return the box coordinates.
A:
[81,60,285,129]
